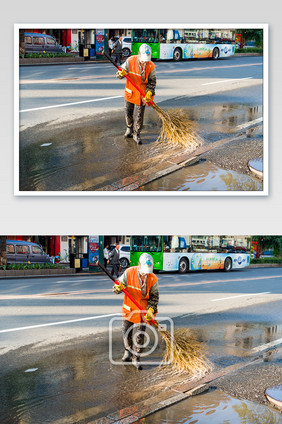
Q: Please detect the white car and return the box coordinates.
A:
[113,36,131,58]
[110,244,130,268]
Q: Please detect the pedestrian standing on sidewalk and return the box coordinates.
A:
[116,44,156,145]
[108,244,120,278]
[108,36,114,57]
[103,244,110,268]
[113,253,159,370]
[112,35,123,66]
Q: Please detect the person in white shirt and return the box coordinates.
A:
[103,244,110,267]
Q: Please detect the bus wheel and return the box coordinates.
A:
[224,257,232,272]
[173,48,182,61]
[212,47,219,60]
[179,258,188,273]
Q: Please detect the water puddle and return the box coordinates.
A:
[185,321,282,363]
[142,389,282,423]
[140,161,262,191]
[19,100,263,191]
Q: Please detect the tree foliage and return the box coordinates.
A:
[237,29,263,47]
[252,236,282,254]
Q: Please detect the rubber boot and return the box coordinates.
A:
[122,350,132,362]
[132,356,142,370]
[133,133,142,145]
[124,127,133,138]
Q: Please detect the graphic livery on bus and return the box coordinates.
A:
[130,236,250,273]
[131,29,236,61]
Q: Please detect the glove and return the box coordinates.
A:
[145,307,154,322]
[113,281,124,294]
[116,69,127,79]
[144,90,153,103]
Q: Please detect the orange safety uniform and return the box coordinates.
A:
[124,56,155,106]
[122,266,158,324]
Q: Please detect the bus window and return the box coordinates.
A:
[162,29,184,44]
[132,29,159,44]
[131,235,162,252]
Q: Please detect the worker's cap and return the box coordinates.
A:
[138,253,154,274]
[139,44,152,62]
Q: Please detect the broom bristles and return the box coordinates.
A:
[159,327,212,375]
[151,103,200,149]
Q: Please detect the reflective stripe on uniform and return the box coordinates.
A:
[123,304,131,311]
[127,285,142,291]
[128,71,141,77]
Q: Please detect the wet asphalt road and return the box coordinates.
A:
[0,268,281,422]
[18,56,263,192]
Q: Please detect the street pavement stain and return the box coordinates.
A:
[141,389,282,423]
[0,321,281,422]
[19,102,263,191]
[0,333,179,423]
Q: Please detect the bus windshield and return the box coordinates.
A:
[131,235,162,252]
[132,29,159,44]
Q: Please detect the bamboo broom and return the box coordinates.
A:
[103,51,200,149]
[98,261,211,375]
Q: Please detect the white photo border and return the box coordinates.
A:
[14,23,268,197]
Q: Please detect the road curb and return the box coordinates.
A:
[97,133,254,191]
[94,357,264,423]
[0,271,104,280]
[248,263,282,268]
[19,59,108,66]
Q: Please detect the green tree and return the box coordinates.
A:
[252,236,282,255]
[237,29,263,47]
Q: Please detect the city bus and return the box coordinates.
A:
[131,28,236,61]
[130,236,250,273]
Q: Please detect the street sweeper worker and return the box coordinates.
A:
[116,43,157,145]
[113,252,159,370]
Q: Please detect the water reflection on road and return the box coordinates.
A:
[140,161,262,191]
[142,389,282,424]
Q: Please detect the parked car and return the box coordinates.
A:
[109,244,130,268]
[243,41,256,48]
[24,32,64,54]
[260,250,274,258]
[6,240,51,264]
[113,36,131,58]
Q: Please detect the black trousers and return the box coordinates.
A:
[111,263,119,278]
[114,52,122,66]
[122,319,146,359]
[125,100,145,136]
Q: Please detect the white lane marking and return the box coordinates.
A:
[202,77,253,86]
[0,313,121,334]
[236,117,263,130]
[67,65,112,69]
[40,143,52,147]
[212,292,271,301]
[54,278,109,283]
[250,337,282,354]
[25,368,38,373]
[20,95,123,113]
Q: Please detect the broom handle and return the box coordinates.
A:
[103,51,154,107]
[98,261,157,326]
